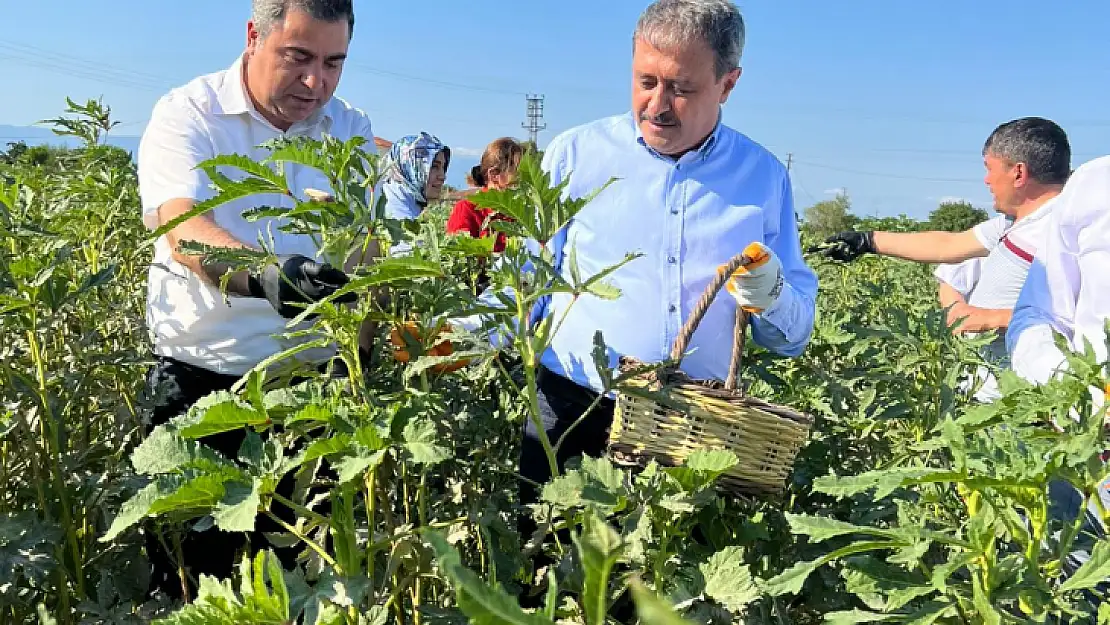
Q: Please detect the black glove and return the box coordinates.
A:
[808,231,876,262]
[249,254,357,319]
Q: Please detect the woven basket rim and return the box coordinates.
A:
[617,356,815,427]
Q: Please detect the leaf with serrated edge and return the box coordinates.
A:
[699,546,759,612]
[764,541,901,597]
[178,400,270,439]
[131,425,225,475]
[403,419,450,465]
[212,479,262,533]
[1060,539,1110,592]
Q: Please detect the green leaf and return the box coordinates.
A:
[364,606,389,625]
[1059,539,1110,592]
[333,449,387,485]
[148,472,238,517]
[130,425,225,475]
[198,153,289,189]
[763,541,902,597]
[213,479,262,533]
[304,434,353,462]
[572,510,626,625]
[264,138,334,174]
[823,610,898,624]
[542,456,631,515]
[841,556,934,612]
[664,449,739,492]
[628,580,698,625]
[785,513,909,544]
[152,173,285,239]
[580,251,640,300]
[403,419,450,466]
[427,532,555,625]
[178,399,270,439]
[971,571,1002,625]
[814,468,963,500]
[699,546,758,613]
[101,479,171,542]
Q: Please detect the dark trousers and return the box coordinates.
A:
[518,367,615,507]
[141,356,309,599]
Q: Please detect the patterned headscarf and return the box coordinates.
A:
[382,132,451,205]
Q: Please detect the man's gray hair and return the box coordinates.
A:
[252,0,355,39]
[983,117,1071,185]
[633,0,745,79]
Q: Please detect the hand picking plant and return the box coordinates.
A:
[97,135,756,624]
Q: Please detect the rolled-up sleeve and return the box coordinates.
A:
[137,95,213,230]
[1007,156,1110,385]
[752,171,818,356]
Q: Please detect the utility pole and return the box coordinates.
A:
[522,94,547,146]
[786,153,798,223]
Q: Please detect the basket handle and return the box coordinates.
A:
[668,252,752,392]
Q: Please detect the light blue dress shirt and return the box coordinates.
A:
[533,112,818,394]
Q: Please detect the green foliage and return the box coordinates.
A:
[6,96,1110,625]
[928,200,990,233]
[802,191,859,239]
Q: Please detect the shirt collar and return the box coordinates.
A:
[631,108,723,162]
[215,53,334,132]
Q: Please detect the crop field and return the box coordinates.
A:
[2,100,1110,625]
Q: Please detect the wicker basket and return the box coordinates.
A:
[607,252,815,497]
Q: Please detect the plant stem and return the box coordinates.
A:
[27,322,86,600]
[366,467,377,592]
[272,491,331,527]
[265,510,338,569]
[554,391,606,456]
[511,282,560,482]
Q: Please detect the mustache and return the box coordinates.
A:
[640,112,678,126]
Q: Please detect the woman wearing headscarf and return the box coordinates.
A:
[380,132,451,220]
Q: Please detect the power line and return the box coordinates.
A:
[345,63,523,96]
[0,41,175,85]
[0,52,170,93]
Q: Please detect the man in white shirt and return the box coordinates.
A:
[1007,155,1110,385]
[814,117,1071,400]
[1006,155,1110,589]
[136,0,374,598]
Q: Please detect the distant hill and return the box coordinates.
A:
[0,125,477,188]
[0,124,141,156]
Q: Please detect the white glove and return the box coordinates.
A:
[723,242,784,314]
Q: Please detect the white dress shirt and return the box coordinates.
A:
[138,54,375,376]
[1007,155,1110,385]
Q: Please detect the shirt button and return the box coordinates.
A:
[671,208,679,215]
[668,256,677,264]
[669,304,677,313]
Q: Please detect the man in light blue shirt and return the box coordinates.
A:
[518,0,818,503]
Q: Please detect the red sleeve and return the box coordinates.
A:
[446,200,482,237]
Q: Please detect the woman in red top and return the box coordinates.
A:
[446,137,525,253]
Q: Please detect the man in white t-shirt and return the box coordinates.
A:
[1006,155,1110,589]
[813,117,1071,400]
[1008,156,1110,384]
[136,0,375,598]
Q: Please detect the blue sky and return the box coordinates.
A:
[2,0,1108,219]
